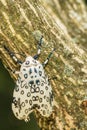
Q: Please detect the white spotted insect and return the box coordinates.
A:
[4,36,55,122]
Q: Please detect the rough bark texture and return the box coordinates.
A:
[0,0,87,130]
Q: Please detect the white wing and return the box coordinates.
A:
[12,75,33,122]
[12,61,54,121]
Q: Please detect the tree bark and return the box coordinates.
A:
[0,0,87,130]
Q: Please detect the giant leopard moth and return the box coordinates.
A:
[4,35,55,122]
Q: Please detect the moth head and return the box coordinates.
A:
[24,56,39,66]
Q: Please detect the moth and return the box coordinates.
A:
[4,36,55,122]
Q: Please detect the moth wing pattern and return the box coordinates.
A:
[12,76,33,122]
[35,71,54,117]
[12,56,54,121]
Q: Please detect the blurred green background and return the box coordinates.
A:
[0,60,40,130]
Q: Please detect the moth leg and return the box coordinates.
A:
[43,48,56,67]
[13,70,20,75]
[3,45,22,65]
[33,35,43,59]
[7,67,20,75]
